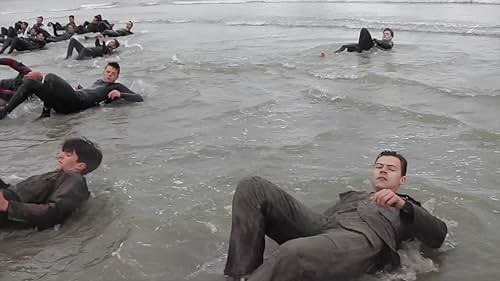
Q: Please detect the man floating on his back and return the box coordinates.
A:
[334,27,394,53]
[0,62,143,120]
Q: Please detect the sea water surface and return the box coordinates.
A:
[0,0,499,280]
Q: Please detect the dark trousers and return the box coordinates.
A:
[6,73,81,114]
[66,38,91,59]
[102,30,120,37]
[224,176,383,281]
[335,28,375,53]
[0,37,14,54]
[0,37,41,54]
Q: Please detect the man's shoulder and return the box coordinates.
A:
[58,170,85,181]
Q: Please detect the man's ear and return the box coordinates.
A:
[76,162,87,173]
[399,175,407,185]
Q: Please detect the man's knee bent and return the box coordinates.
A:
[235,176,270,197]
[44,73,58,82]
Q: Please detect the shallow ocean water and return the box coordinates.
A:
[1,1,499,280]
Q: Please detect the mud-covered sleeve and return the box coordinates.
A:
[7,175,89,230]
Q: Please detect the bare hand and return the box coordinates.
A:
[370,189,405,209]
[0,192,9,212]
[107,89,121,100]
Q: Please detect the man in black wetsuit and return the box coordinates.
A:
[47,24,75,43]
[65,34,119,60]
[0,32,46,54]
[50,15,76,33]
[0,62,143,120]
[334,28,394,53]
[0,58,32,105]
[102,21,134,37]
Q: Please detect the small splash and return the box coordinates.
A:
[80,2,118,9]
[196,221,218,233]
[140,1,159,6]
[172,54,184,65]
[373,241,439,281]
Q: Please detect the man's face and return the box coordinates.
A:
[126,22,133,30]
[69,16,74,23]
[371,156,406,192]
[383,31,393,41]
[102,65,119,83]
[36,17,43,24]
[56,150,85,173]
[107,40,117,49]
[67,24,75,33]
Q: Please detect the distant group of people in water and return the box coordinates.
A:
[0,17,449,281]
[0,13,141,118]
[0,14,134,59]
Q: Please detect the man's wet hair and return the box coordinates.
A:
[375,150,407,176]
[106,62,120,74]
[62,137,102,174]
[383,28,394,37]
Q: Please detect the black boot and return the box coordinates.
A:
[0,106,7,120]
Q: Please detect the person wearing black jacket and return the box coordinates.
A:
[0,32,46,54]
[102,21,134,37]
[334,28,394,53]
[65,34,119,60]
[0,62,143,120]
[46,23,75,43]
[0,137,102,230]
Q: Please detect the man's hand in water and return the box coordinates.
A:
[107,89,121,100]
[0,192,9,212]
[370,189,406,209]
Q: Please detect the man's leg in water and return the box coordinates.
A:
[66,38,85,59]
[334,43,360,53]
[35,73,81,115]
[0,74,80,119]
[358,28,374,52]
[246,228,384,281]
[224,176,326,280]
[0,37,14,54]
[102,30,120,37]
[0,79,43,119]
[8,37,32,54]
